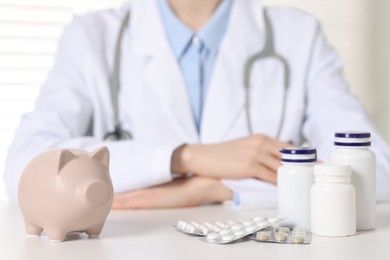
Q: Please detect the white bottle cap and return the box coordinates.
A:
[314,164,352,183]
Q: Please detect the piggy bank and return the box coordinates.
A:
[18,147,113,242]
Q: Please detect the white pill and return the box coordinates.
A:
[253,216,267,222]
[256,231,271,241]
[210,225,221,232]
[177,220,187,230]
[184,224,196,233]
[292,232,305,237]
[242,221,254,226]
[245,224,257,233]
[215,221,226,228]
[293,227,306,233]
[234,229,246,236]
[219,229,232,235]
[278,227,290,233]
[207,232,220,241]
[197,225,209,235]
[228,220,239,225]
[190,221,200,227]
[291,234,305,244]
[274,232,288,242]
[203,222,213,228]
[256,221,269,228]
[267,217,279,224]
[231,224,244,231]
[222,234,235,241]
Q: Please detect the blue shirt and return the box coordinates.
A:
[157,0,233,133]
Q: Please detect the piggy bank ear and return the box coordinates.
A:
[58,150,77,173]
[90,147,109,169]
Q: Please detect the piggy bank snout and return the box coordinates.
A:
[82,180,112,208]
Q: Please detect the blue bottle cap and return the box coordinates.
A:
[334,132,371,147]
[335,132,371,138]
[280,147,317,155]
[280,147,317,163]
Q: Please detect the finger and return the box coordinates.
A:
[268,144,285,159]
[254,165,277,184]
[257,153,282,172]
[251,135,292,158]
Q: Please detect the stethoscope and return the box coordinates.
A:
[104,8,289,141]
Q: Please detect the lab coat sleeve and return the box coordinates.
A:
[303,22,390,201]
[3,18,180,201]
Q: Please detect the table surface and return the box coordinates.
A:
[1,201,390,260]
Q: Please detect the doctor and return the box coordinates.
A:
[4,0,390,208]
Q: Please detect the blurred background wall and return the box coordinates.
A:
[0,0,389,200]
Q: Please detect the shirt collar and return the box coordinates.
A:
[157,0,233,58]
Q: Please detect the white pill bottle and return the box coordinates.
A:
[330,132,376,231]
[311,164,356,237]
[277,147,316,230]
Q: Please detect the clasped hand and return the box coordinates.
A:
[113,134,291,209]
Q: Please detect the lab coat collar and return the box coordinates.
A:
[130,0,171,56]
[131,0,199,140]
[155,0,193,59]
[223,0,266,58]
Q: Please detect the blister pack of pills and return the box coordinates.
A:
[174,216,281,244]
[251,227,312,244]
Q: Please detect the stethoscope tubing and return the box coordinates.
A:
[105,7,289,141]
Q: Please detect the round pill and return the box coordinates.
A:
[231,224,244,231]
[292,231,306,236]
[210,225,221,232]
[219,229,232,235]
[242,221,254,226]
[278,227,290,233]
[190,221,200,227]
[256,221,269,228]
[256,231,271,241]
[203,222,213,228]
[253,216,267,222]
[207,232,221,241]
[222,234,235,241]
[197,225,209,235]
[245,225,257,233]
[215,221,226,228]
[177,220,187,230]
[228,220,239,225]
[184,224,196,233]
[267,217,279,224]
[234,229,246,236]
[274,232,288,242]
[293,227,306,234]
[291,235,305,244]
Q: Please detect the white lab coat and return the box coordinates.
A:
[5,0,390,207]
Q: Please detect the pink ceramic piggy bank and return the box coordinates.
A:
[18,147,113,242]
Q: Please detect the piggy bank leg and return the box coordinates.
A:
[25,222,43,236]
[46,229,68,242]
[85,223,104,238]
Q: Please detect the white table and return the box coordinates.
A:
[1,201,390,260]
